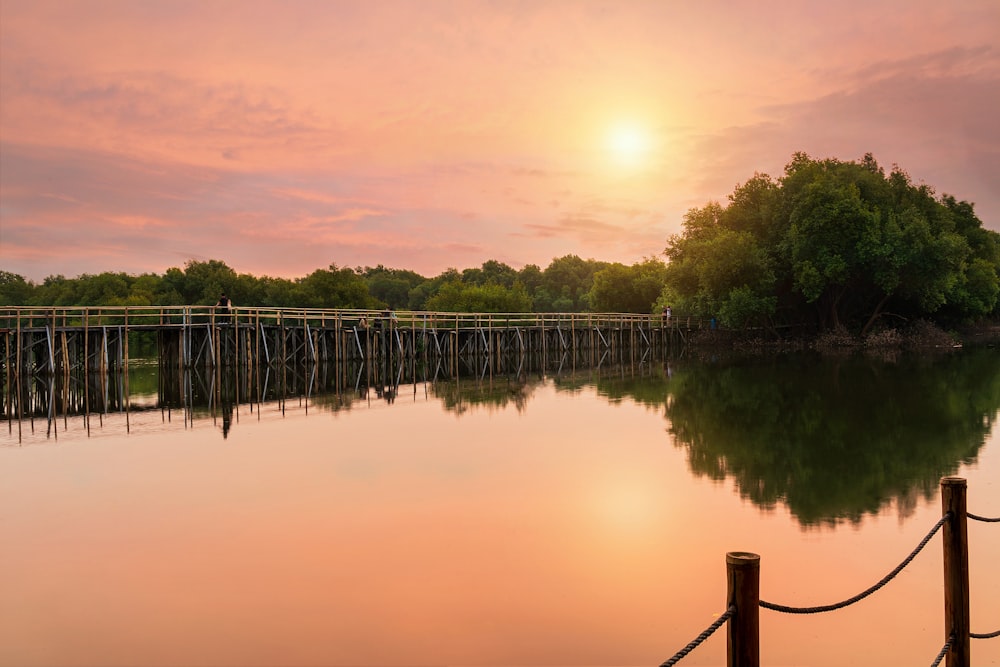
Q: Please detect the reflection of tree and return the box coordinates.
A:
[661,349,1000,525]
[587,372,671,406]
[432,375,537,414]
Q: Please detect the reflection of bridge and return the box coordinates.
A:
[1,305,705,377]
[0,336,669,442]
[1,305,693,426]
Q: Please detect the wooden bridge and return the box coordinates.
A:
[0,306,710,424]
[1,306,705,379]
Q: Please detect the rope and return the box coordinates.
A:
[928,634,954,667]
[659,605,735,667]
[760,513,950,614]
[968,512,1000,522]
[972,629,1000,639]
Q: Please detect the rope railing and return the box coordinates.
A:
[968,510,1000,642]
[657,478,997,667]
[758,513,950,614]
[658,605,735,667]
[929,634,954,667]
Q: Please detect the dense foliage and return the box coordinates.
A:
[663,153,1000,333]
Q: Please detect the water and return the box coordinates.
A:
[2,349,999,666]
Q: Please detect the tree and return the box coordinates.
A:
[782,175,882,329]
[540,255,608,312]
[779,157,981,333]
[237,274,298,308]
[73,272,131,305]
[589,258,668,313]
[0,271,34,305]
[162,260,238,305]
[479,260,518,288]
[297,264,378,309]
[125,273,162,306]
[663,208,776,328]
[34,275,74,305]
[938,195,1000,321]
[664,152,1000,334]
[424,281,532,313]
[517,264,544,294]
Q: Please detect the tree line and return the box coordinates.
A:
[2,153,998,335]
[0,254,659,315]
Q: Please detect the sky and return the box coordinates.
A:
[2,1,999,282]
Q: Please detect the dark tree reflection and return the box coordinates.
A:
[655,349,1000,525]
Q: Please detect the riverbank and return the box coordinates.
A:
[687,318,1000,353]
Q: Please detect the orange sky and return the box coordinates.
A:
[2,0,999,281]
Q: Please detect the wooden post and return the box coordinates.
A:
[941,477,970,667]
[124,308,130,432]
[727,551,760,667]
[84,311,90,435]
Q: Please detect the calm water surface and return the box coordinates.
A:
[2,349,999,667]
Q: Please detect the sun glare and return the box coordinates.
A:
[606,122,653,168]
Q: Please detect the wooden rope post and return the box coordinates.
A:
[941,477,970,667]
[727,551,760,667]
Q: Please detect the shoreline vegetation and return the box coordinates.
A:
[688,318,1000,353]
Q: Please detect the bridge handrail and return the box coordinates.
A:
[0,306,710,330]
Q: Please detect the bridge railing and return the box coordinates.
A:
[0,306,711,332]
[660,477,998,667]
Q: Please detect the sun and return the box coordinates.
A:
[605,122,653,168]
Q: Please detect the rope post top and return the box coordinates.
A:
[726,551,761,568]
[941,476,967,488]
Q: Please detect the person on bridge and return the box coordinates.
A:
[215,293,232,314]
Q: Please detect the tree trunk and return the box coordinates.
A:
[859,292,893,338]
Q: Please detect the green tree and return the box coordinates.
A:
[162,260,238,305]
[297,264,378,309]
[33,275,74,305]
[540,255,607,312]
[517,264,544,293]
[124,273,162,306]
[0,271,34,305]
[663,212,776,328]
[938,196,1000,321]
[664,152,1000,334]
[779,156,980,333]
[239,274,298,308]
[73,272,131,305]
[361,265,428,309]
[424,281,532,312]
[480,260,518,287]
[589,258,668,313]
